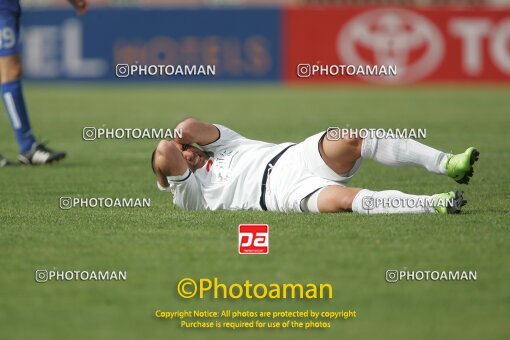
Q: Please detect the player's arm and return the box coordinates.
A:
[67,0,88,16]
[175,118,220,146]
[153,140,189,188]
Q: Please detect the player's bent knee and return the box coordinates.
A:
[334,136,363,155]
[345,136,363,148]
[322,136,362,157]
[320,136,363,175]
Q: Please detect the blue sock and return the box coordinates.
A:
[2,80,36,153]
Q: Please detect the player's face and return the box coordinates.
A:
[181,145,208,171]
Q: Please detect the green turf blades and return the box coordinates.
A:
[445,147,480,184]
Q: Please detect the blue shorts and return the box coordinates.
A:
[0,11,20,57]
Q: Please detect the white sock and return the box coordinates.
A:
[352,189,436,215]
[361,137,448,175]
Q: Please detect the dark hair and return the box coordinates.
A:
[151,149,157,174]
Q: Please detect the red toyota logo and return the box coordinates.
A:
[338,8,445,84]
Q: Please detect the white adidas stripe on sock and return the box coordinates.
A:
[3,92,22,129]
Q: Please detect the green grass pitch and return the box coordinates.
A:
[0,84,509,340]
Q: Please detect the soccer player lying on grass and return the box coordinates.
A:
[151,118,479,214]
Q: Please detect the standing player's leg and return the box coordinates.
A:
[0,9,65,165]
[1,55,35,153]
[0,10,20,166]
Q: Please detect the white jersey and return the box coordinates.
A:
[159,126,362,212]
[165,124,293,211]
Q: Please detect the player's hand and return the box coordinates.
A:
[68,0,88,16]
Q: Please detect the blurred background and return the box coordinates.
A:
[18,0,510,85]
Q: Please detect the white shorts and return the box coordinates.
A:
[265,131,362,212]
